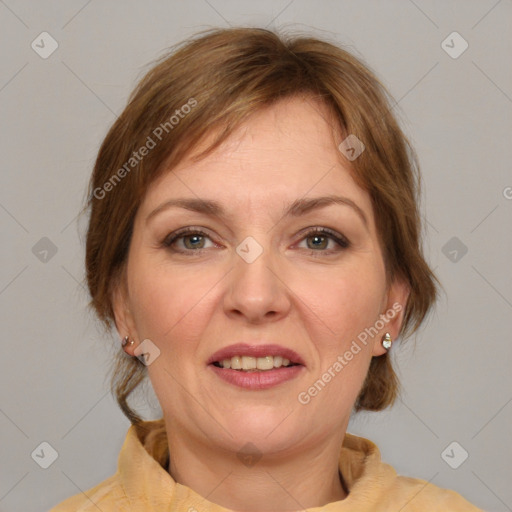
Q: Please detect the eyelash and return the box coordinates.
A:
[161,226,350,257]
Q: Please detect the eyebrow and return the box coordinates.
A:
[145,194,368,228]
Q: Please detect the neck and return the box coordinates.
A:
[165,424,349,511]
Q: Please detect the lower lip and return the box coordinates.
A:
[209,364,304,390]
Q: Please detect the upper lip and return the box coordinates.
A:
[207,343,305,366]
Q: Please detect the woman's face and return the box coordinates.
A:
[114,96,408,455]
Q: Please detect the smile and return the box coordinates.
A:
[212,355,297,371]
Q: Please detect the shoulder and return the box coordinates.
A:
[49,419,170,511]
[341,433,483,511]
[386,474,484,511]
[48,474,129,511]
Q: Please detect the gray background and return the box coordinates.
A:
[0,1,511,511]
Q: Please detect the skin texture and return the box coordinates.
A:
[113,96,409,511]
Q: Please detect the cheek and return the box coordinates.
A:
[297,271,383,409]
[127,254,222,347]
[294,260,386,348]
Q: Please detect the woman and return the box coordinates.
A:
[51,27,482,511]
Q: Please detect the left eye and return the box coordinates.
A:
[297,228,349,252]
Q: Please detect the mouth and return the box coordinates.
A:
[212,355,300,371]
[207,343,305,389]
[208,343,305,369]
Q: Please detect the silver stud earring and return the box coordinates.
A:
[381,332,392,350]
[121,336,135,348]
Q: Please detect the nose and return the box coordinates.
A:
[223,238,292,324]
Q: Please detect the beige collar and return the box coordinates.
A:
[117,418,397,511]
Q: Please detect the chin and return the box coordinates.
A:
[216,406,303,450]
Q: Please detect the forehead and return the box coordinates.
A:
[139,97,372,220]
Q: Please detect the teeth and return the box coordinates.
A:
[217,355,295,371]
[257,356,273,370]
[241,356,256,370]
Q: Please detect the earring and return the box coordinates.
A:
[121,335,135,348]
[381,332,392,350]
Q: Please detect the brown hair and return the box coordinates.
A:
[85,27,438,425]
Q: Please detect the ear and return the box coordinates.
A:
[111,274,139,357]
[371,276,410,357]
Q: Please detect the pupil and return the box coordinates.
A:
[186,235,203,249]
[309,235,326,250]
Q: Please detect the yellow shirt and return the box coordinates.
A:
[50,418,483,511]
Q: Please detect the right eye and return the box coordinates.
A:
[162,228,217,254]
